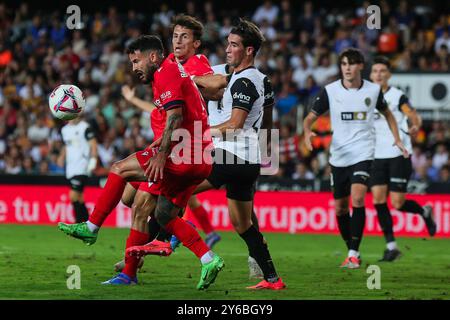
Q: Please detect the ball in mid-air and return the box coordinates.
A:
[48,84,85,121]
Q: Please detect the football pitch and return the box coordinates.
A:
[0,225,448,300]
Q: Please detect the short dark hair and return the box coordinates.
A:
[338,48,365,65]
[172,14,204,41]
[230,19,265,57]
[126,35,164,55]
[373,56,391,70]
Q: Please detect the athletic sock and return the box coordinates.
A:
[122,229,149,278]
[156,229,171,241]
[349,207,366,252]
[375,203,395,243]
[88,172,126,227]
[239,225,278,282]
[387,241,398,251]
[191,205,214,234]
[148,218,161,241]
[164,217,210,259]
[86,220,99,232]
[336,213,351,250]
[72,201,88,223]
[398,200,424,216]
[200,251,215,265]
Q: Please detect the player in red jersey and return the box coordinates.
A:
[112,15,223,273]
[59,35,224,289]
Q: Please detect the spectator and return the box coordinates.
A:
[432,143,449,170]
[439,165,450,183]
[27,115,50,144]
[253,0,279,26]
[292,162,315,180]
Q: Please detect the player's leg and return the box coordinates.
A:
[248,202,264,280]
[58,151,149,245]
[187,195,221,249]
[372,185,401,261]
[331,165,352,253]
[68,176,89,222]
[388,156,436,236]
[121,182,139,208]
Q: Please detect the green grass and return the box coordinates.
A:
[0,224,449,300]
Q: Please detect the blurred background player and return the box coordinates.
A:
[370,56,437,262]
[59,116,97,223]
[303,48,408,269]
[191,19,285,290]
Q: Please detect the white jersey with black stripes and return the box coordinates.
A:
[212,66,274,164]
[374,86,413,159]
[61,120,95,179]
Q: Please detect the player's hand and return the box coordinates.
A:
[394,139,409,158]
[409,125,419,137]
[304,130,316,151]
[87,157,97,176]
[144,152,166,182]
[149,137,162,148]
[121,85,135,101]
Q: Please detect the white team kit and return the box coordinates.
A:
[206,64,274,201]
[311,79,388,198]
[371,86,414,192]
[374,86,413,158]
[61,120,95,190]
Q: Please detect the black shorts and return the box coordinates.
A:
[371,156,412,192]
[68,175,88,192]
[207,149,260,201]
[330,160,372,199]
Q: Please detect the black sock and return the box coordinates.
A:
[239,225,278,282]
[336,213,351,250]
[249,209,260,258]
[72,201,88,223]
[148,218,161,241]
[156,228,172,241]
[350,207,366,252]
[375,203,395,243]
[398,200,424,216]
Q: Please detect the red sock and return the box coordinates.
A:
[165,217,210,259]
[88,172,126,227]
[191,205,214,234]
[122,229,149,278]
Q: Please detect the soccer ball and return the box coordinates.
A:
[48,84,85,121]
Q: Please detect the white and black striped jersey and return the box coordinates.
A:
[212,66,274,163]
[61,120,95,179]
[208,63,230,127]
[312,79,388,167]
[374,86,413,159]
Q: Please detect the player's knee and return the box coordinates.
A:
[122,196,133,208]
[391,197,405,210]
[132,202,148,224]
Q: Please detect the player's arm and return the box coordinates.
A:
[145,107,183,181]
[199,87,225,101]
[261,76,275,150]
[399,95,422,136]
[85,127,98,175]
[303,89,329,151]
[377,91,409,157]
[210,77,258,134]
[193,74,228,91]
[121,85,156,113]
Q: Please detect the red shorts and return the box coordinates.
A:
[134,147,212,208]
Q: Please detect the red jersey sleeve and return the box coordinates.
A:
[155,61,187,111]
[183,54,214,77]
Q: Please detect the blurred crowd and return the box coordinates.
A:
[0,0,449,185]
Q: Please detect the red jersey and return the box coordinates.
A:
[152,56,211,161]
[150,54,212,141]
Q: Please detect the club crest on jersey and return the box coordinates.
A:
[154,99,161,107]
[365,97,371,107]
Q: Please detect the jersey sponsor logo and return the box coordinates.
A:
[176,63,188,78]
[233,92,251,102]
[341,112,367,121]
[160,90,172,101]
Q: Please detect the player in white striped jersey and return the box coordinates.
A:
[303,48,408,269]
[59,117,98,223]
[370,56,436,262]
[194,19,285,290]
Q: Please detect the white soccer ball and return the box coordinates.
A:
[48,84,85,120]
